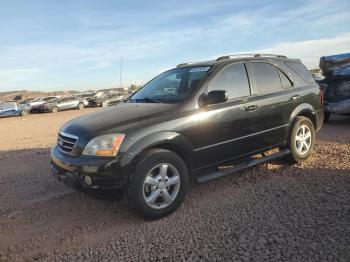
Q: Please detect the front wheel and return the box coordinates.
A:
[285,116,315,163]
[51,106,59,113]
[127,149,189,220]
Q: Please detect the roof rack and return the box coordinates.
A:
[216,54,287,61]
[176,63,190,68]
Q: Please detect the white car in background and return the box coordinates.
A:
[28,96,59,107]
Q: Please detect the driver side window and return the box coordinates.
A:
[208,63,251,100]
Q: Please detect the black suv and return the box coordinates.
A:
[51,54,323,219]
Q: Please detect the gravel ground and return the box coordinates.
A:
[0,110,349,261]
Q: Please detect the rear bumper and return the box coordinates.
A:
[50,146,126,189]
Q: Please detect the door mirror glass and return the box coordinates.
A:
[204,90,228,105]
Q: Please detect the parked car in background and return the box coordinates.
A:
[319,53,350,122]
[89,93,124,107]
[0,101,30,117]
[76,92,96,104]
[37,96,88,113]
[28,96,59,108]
[51,54,323,219]
[87,91,110,107]
[20,98,35,106]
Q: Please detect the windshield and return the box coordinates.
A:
[130,66,211,103]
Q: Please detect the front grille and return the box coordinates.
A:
[57,131,78,155]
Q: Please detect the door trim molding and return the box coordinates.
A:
[194,124,289,152]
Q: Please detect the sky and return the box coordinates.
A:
[0,0,350,92]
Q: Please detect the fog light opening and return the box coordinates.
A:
[83,175,93,187]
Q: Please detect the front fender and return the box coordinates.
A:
[119,131,194,168]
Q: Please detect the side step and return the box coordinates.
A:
[195,149,290,184]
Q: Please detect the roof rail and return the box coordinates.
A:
[176,63,190,68]
[216,54,287,61]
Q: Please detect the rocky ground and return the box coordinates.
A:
[0,109,349,261]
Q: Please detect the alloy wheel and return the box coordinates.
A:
[295,124,312,155]
[143,163,181,209]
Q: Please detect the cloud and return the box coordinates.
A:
[252,33,350,68]
[0,0,349,91]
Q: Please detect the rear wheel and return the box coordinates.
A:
[286,116,315,163]
[127,149,189,220]
[51,107,59,113]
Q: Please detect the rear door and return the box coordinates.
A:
[57,98,69,110]
[67,97,79,109]
[247,61,302,149]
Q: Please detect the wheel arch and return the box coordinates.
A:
[120,131,194,175]
[290,103,317,129]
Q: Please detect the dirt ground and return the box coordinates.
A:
[0,109,349,261]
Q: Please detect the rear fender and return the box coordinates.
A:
[290,104,316,125]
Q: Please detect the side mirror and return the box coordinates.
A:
[203,90,228,106]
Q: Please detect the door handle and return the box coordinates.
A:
[245,105,258,111]
[291,95,301,101]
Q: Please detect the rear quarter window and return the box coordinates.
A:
[279,70,293,89]
[285,62,315,83]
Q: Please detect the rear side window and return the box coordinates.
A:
[208,63,250,99]
[279,70,293,89]
[285,62,314,83]
[252,62,282,93]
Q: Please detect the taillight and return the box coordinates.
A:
[319,85,324,106]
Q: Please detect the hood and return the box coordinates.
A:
[62,102,178,138]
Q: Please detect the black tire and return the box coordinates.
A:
[78,103,84,110]
[324,112,331,123]
[127,149,189,220]
[52,106,59,113]
[285,116,315,163]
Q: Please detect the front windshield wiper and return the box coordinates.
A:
[129,97,162,103]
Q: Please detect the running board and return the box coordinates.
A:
[195,149,290,184]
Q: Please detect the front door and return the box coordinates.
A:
[193,62,261,169]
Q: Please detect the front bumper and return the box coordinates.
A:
[50,146,126,189]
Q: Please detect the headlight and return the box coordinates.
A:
[82,134,125,157]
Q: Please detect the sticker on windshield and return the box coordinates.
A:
[189,67,210,73]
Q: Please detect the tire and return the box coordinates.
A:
[127,149,189,220]
[285,116,315,163]
[78,103,84,110]
[21,110,28,116]
[324,112,331,123]
[52,107,59,113]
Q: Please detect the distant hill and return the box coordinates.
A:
[0,90,79,102]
